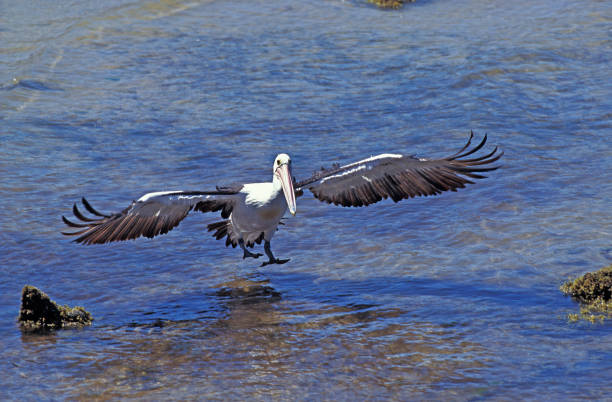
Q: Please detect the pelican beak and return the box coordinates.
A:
[277,163,297,216]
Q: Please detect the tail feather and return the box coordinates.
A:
[206,220,265,249]
[207,220,238,248]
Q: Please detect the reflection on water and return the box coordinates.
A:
[24,277,488,399]
[214,277,282,305]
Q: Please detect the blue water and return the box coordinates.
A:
[1,0,611,399]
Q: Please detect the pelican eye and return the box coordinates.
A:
[277,160,281,166]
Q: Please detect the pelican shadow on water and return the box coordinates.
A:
[62,132,502,266]
[214,277,282,305]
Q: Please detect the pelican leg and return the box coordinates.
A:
[239,239,262,259]
[261,240,289,266]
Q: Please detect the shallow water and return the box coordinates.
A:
[1,0,611,399]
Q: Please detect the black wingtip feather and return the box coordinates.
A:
[447,131,474,159]
[450,133,488,160]
[72,203,98,222]
[62,228,92,236]
[62,215,90,228]
[81,197,110,218]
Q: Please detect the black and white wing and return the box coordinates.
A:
[296,133,502,207]
[61,188,241,244]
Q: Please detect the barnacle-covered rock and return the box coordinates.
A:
[18,285,93,331]
[368,0,414,9]
[561,265,612,323]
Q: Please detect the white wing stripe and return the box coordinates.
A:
[341,153,403,169]
[138,191,182,202]
[320,165,366,183]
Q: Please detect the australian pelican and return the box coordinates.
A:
[62,133,502,266]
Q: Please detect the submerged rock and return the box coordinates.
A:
[18,285,93,331]
[561,265,612,323]
[214,278,281,305]
[368,0,414,9]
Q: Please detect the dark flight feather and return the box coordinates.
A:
[295,132,502,207]
[62,190,240,245]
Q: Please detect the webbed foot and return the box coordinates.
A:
[260,258,290,267]
[243,250,263,259]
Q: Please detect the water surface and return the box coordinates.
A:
[1,0,611,399]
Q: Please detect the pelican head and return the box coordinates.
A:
[273,153,297,216]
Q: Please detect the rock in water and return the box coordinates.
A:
[18,285,93,330]
[367,0,414,9]
[561,265,612,323]
[561,265,612,303]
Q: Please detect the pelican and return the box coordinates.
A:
[62,133,502,266]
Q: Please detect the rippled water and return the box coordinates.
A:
[1,0,611,399]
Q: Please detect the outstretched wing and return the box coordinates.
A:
[62,188,241,244]
[295,132,502,207]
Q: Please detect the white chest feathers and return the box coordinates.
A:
[241,182,282,207]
